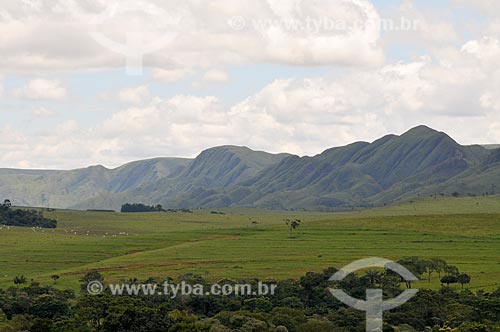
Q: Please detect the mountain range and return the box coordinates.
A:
[1,125,499,211]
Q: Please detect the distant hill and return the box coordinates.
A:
[172,126,492,210]
[0,158,191,209]
[1,126,499,211]
[0,146,291,210]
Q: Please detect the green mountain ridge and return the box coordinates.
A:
[1,126,499,211]
[170,125,494,210]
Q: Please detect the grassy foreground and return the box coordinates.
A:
[1,196,499,291]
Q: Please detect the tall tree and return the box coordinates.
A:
[285,219,301,238]
[457,274,471,289]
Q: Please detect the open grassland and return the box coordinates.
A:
[0,196,499,291]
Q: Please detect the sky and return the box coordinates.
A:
[1,0,500,169]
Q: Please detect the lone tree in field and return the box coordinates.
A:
[424,259,442,282]
[444,264,460,277]
[441,275,458,287]
[457,273,471,289]
[431,258,447,279]
[51,275,60,284]
[13,275,27,287]
[285,219,301,238]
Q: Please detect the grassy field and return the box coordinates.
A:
[0,196,499,291]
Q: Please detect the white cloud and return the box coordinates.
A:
[0,0,385,74]
[452,0,500,14]
[3,1,500,169]
[381,0,462,54]
[202,69,229,83]
[13,78,67,100]
[116,85,152,105]
[152,68,193,83]
[4,34,500,169]
[461,37,500,66]
[31,107,56,117]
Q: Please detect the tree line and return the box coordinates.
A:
[0,257,498,332]
[121,203,165,213]
[121,203,193,213]
[397,256,471,288]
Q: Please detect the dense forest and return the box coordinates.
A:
[0,258,498,332]
[0,202,57,229]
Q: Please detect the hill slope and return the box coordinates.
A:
[1,126,498,210]
[169,126,493,209]
[72,146,291,210]
[0,147,290,210]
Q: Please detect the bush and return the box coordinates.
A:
[0,205,57,228]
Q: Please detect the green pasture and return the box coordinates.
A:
[0,196,499,291]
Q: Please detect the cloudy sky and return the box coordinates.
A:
[1,0,500,169]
